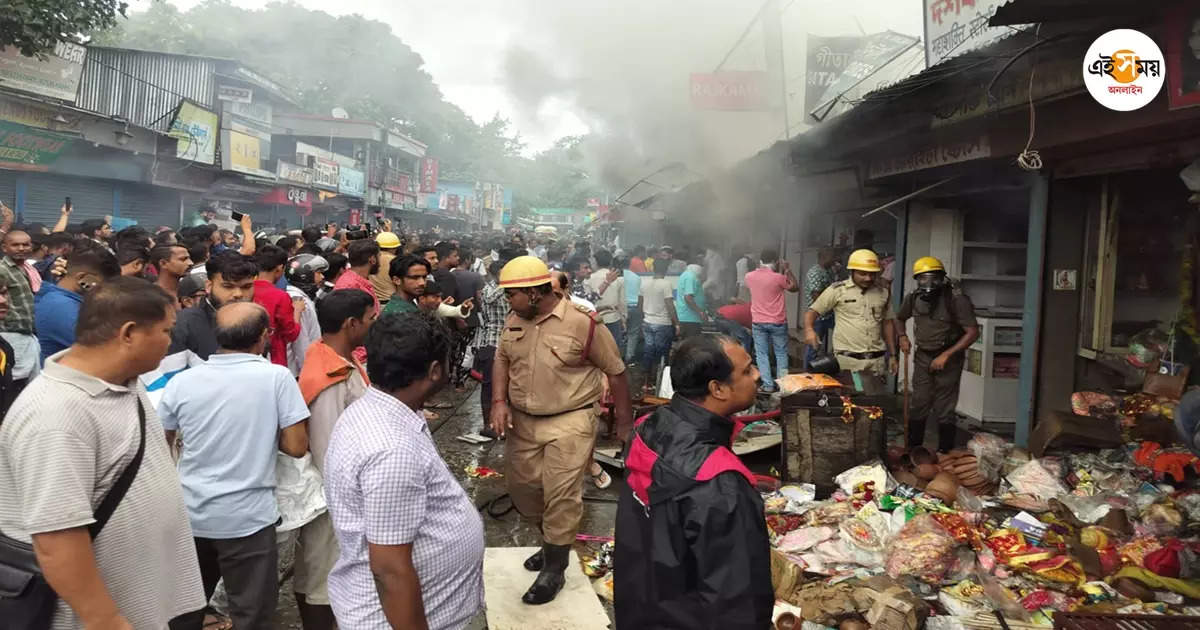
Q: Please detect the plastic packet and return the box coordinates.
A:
[834,460,896,496]
[780,483,817,506]
[968,432,1010,482]
[974,568,1031,621]
[777,526,837,552]
[885,514,958,582]
[1006,459,1068,500]
[957,485,985,512]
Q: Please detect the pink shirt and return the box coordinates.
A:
[745,267,789,324]
[333,269,380,316]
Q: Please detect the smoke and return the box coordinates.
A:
[494,0,922,194]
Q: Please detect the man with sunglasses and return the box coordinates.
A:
[489,256,632,606]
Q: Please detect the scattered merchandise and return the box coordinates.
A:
[464,465,503,479]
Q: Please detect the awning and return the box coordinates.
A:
[861,177,957,218]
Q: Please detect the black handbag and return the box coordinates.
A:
[0,397,147,630]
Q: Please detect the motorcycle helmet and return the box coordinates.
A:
[286,254,329,298]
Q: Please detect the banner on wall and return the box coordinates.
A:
[420,157,439,193]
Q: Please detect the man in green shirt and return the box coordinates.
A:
[382,254,430,315]
[674,256,708,338]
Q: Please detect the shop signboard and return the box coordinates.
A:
[867,135,991,179]
[0,120,72,171]
[447,194,460,214]
[689,71,769,110]
[260,186,313,211]
[338,166,365,197]
[811,31,918,117]
[805,35,863,114]
[277,160,314,186]
[0,42,87,102]
[224,100,272,132]
[931,56,1082,127]
[313,158,339,191]
[0,95,80,131]
[420,157,438,193]
[495,184,505,211]
[223,129,272,177]
[924,0,1009,66]
[216,85,253,103]
[168,100,218,164]
[502,210,512,225]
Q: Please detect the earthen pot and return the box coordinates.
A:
[925,472,959,505]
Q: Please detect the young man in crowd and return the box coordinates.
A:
[565,256,600,305]
[383,254,430,315]
[417,246,439,269]
[803,247,837,366]
[745,248,799,393]
[0,230,41,400]
[34,232,74,282]
[153,243,195,297]
[186,238,211,278]
[622,255,643,364]
[674,255,708,338]
[615,334,771,629]
[116,245,150,277]
[628,245,647,273]
[252,245,304,368]
[35,247,121,361]
[333,239,381,316]
[639,247,680,396]
[178,274,207,310]
[0,283,15,420]
[287,289,375,630]
[471,260,506,440]
[0,278,207,629]
[452,245,485,389]
[80,218,113,250]
[324,312,485,629]
[158,302,310,630]
[285,253,328,377]
[169,252,258,360]
[586,248,626,352]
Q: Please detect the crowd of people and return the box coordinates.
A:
[0,200,849,629]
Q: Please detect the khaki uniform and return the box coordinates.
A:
[809,279,894,388]
[897,284,977,448]
[495,296,626,544]
[370,250,397,303]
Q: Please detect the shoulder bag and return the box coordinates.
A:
[0,396,147,630]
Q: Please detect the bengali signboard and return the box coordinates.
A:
[168,100,218,164]
[924,0,1010,66]
[867,136,991,179]
[223,129,271,177]
[0,120,71,171]
[811,32,918,117]
[276,160,314,186]
[313,158,339,191]
[931,56,1082,127]
[420,157,438,193]
[0,42,86,101]
[689,71,770,110]
[338,166,365,197]
[805,36,864,114]
[216,85,253,103]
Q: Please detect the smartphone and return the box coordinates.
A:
[64,197,71,212]
[230,211,244,221]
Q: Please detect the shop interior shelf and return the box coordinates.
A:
[962,241,1028,249]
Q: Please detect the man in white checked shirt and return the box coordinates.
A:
[323,311,485,630]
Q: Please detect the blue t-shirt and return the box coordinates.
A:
[34,283,82,361]
[624,269,642,306]
[158,353,309,538]
[675,269,707,323]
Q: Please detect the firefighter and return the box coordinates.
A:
[896,256,980,451]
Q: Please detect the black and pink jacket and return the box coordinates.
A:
[613,396,773,630]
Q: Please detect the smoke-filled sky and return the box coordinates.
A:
[161,0,923,186]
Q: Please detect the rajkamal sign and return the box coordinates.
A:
[168,100,218,164]
[923,0,1010,66]
[867,136,991,179]
[0,42,87,102]
[0,120,72,171]
[689,71,770,111]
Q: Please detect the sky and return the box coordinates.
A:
[152,0,925,193]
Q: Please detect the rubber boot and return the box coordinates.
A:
[295,594,336,630]
[938,421,957,453]
[522,543,568,605]
[523,548,543,571]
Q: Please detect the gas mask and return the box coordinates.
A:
[915,272,946,301]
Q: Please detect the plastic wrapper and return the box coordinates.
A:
[968,432,1010,482]
[835,460,896,496]
[840,503,891,552]
[777,526,837,553]
[956,486,985,512]
[885,514,958,582]
[1006,459,1068,500]
[938,579,990,617]
[1056,493,1113,524]
[780,483,817,506]
[1126,327,1169,368]
[804,500,858,526]
[1020,589,1076,612]
[974,569,1031,621]
[1141,503,1184,536]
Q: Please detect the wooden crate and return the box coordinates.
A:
[779,392,886,495]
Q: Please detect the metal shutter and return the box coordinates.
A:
[24,173,113,226]
[0,171,16,210]
[119,182,180,229]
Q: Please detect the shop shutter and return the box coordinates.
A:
[119,183,181,229]
[24,173,112,226]
[0,171,16,210]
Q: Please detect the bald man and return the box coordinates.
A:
[158,301,310,630]
[0,229,40,404]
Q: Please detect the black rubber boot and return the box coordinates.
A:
[522,543,569,605]
[523,548,543,571]
[938,421,958,453]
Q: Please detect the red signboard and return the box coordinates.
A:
[689,71,770,111]
[259,186,313,215]
[419,157,439,193]
[447,194,460,214]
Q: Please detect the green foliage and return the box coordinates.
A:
[2,0,128,57]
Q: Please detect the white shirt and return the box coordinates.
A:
[286,286,321,377]
[640,276,675,326]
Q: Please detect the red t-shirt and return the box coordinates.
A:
[253,279,301,367]
[629,257,647,274]
[717,302,753,328]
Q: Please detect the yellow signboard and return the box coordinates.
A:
[223,129,266,175]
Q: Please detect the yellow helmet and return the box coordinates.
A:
[912,256,945,277]
[375,232,401,249]
[847,249,882,273]
[498,255,552,288]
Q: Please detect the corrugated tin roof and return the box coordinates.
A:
[989,0,1170,27]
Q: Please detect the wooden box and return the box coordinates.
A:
[779,391,886,495]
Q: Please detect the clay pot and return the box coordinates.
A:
[839,618,870,630]
[925,472,959,505]
[775,612,799,630]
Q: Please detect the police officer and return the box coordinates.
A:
[489,255,633,605]
[896,256,980,451]
[803,249,898,393]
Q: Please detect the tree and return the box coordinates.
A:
[2,0,128,57]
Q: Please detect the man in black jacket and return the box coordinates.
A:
[615,333,772,629]
[169,252,257,359]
